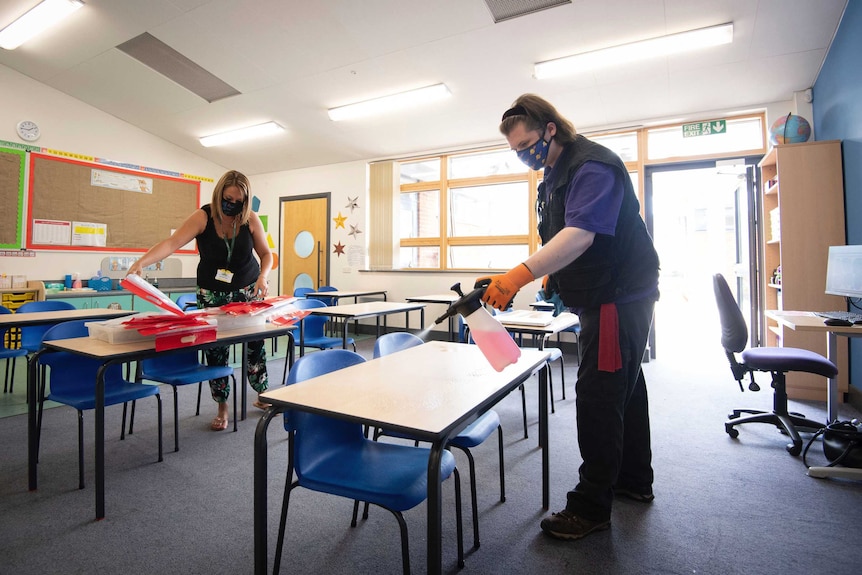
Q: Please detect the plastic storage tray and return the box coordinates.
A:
[86,315,156,344]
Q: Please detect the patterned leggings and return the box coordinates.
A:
[198,284,268,403]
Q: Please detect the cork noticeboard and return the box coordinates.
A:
[0,147,26,249]
[26,153,200,252]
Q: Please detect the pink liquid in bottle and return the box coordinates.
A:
[470,328,521,372]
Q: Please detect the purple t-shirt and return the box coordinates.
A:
[544,160,624,235]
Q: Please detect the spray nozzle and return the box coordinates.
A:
[434,282,486,325]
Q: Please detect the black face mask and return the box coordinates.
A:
[221,198,243,216]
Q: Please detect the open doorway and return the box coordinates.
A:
[645,158,761,359]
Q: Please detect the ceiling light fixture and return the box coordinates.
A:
[199,122,284,147]
[534,22,733,79]
[0,0,84,50]
[327,83,452,121]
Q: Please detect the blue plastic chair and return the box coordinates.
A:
[0,305,28,393]
[38,320,163,489]
[293,298,355,356]
[17,300,76,354]
[138,352,237,451]
[292,287,315,298]
[175,293,198,311]
[274,349,464,574]
[373,331,504,550]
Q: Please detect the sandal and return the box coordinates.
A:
[252,400,271,410]
[210,416,229,431]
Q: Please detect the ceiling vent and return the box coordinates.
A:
[484,0,571,23]
[117,32,240,103]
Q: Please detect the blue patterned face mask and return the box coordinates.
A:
[516,130,550,171]
[221,198,243,216]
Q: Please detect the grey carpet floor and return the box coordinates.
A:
[1,335,861,574]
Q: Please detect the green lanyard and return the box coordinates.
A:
[223,218,237,267]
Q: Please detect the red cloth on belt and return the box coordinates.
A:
[598,302,622,372]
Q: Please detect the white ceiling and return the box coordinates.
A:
[0,0,848,175]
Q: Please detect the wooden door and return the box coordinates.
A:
[280,194,329,295]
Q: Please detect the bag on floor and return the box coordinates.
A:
[803,420,862,469]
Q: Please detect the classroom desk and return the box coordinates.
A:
[497,312,580,351]
[253,342,551,575]
[0,307,136,330]
[28,323,296,519]
[305,289,389,336]
[303,301,425,352]
[765,310,862,481]
[405,293,459,341]
[304,289,388,303]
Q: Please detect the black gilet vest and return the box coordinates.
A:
[539,135,659,308]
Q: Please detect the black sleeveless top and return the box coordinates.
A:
[540,135,660,309]
[196,204,259,291]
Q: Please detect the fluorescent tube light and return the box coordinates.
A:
[0,0,84,50]
[534,22,733,79]
[199,122,284,147]
[328,83,451,121]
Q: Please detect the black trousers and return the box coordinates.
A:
[566,296,656,521]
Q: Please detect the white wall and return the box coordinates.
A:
[0,63,226,282]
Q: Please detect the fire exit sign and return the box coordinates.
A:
[682,120,726,137]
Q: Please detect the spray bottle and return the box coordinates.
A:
[434,282,520,372]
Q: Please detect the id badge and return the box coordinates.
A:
[215,268,234,283]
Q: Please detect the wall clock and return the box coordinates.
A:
[16,120,40,142]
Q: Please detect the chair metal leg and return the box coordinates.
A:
[156,393,163,462]
[453,446,480,549]
[77,410,85,490]
[497,425,506,503]
[453,467,465,569]
[558,354,566,400]
[173,386,180,452]
[520,383,528,439]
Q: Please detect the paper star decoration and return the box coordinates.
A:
[345,196,360,212]
[348,224,363,239]
[333,212,347,229]
[333,241,345,256]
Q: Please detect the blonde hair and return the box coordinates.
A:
[499,93,577,145]
[211,170,252,226]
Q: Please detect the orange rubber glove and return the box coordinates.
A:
[474,263,535,311]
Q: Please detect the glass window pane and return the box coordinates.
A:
[448,245,529,269]
[399,246,440,268]
[591,132,638,162]
[449,183,528,237]
[647,117,764,160]
[400,159,440,184]
[400,190,439,238]
[448,149,527,179]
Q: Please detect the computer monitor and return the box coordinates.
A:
[825,245,862,299]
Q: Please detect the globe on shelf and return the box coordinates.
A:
[769,113,811,145]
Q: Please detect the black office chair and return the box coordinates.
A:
[712,273,836,455]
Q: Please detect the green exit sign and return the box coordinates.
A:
[682,120,726,137]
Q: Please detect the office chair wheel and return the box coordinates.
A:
[725,423,739,438]
[786,442,802,456]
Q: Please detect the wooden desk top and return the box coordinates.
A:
[0,307,135,327]
[308,301,424,319]
[766,310,862,335]
[262,341,548,438]
[41,323,295,360]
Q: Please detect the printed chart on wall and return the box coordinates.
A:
[0,146,27,249]
[26,153,200,252]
